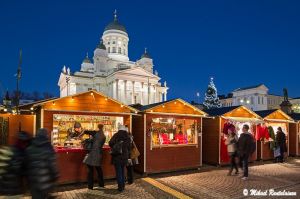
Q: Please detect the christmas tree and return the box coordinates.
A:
[203,77,221,109]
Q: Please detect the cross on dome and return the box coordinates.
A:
[114,9,117,21]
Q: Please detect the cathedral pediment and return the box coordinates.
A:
[110,67,160,80]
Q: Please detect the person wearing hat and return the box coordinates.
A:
[66,122,84,141]
[109,125,131,192]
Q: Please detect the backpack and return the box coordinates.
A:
[110,140,124,156]
[82,138,93,151]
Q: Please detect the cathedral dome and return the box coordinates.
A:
[104,11,127,33]
[141,48,151,59]
[83,54,91,63]
[97,39,106,50]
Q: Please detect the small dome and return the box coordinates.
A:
[141,48,151,59]
[97,40,106,50]
[104,10,127,33]
[83,53,91,63]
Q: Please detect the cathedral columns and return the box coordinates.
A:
[148,83,151,104]
[124,80,127,104]
[153,85,157,103]
[115,79,119,100]
[131,81,135,104]
[141,82,144,105]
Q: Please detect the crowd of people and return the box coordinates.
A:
[225,124,287,180]
[0,123,139,198]
[0,122,287,197]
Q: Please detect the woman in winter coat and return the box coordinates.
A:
[126,127,139,184]
[109,125,131,192]
[276,127,287,163]
[225,128,239,176]
[0,131,31,195]
[26,128,59,199]
[83,124,106,190]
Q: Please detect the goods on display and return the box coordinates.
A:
[52,114,123,147]
[150,117,198,146]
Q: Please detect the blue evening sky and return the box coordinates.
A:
[0,0,299,102]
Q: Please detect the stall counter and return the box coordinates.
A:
[55,146,115,184]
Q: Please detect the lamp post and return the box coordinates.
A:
[16,49,22,114]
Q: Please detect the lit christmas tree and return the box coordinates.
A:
[203,77,221,109]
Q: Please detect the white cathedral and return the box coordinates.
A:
[58,11,168,105]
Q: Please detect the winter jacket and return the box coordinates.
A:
[0,146,23,195]
[83,130,106,166]
[238,132,254,156]
[26,135,59,194]
[276,130,287,152]
[109,130,131,165]
[225,134,238,154]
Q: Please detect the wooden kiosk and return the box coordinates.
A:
[289,113,300,156]
[131,99,207,174]
[202,106,262,165]
[20,90,138,184]
[255,109,294,161]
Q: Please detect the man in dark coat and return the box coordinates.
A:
[109,125,131,192]
[237,124,254,180]
[276,127,286,163]
[0,131,31,195]
[83,124,106,190]
[26,128,59,199]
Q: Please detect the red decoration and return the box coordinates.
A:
[256,124,270,141]
[220,136,230,162]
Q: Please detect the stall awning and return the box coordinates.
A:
[206,106,262,121]
[256,109,295,123]
[131,98,208,117]
[28,90,139,114]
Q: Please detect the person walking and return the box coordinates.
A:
[0,131,31,196]
[26,128,59,199]
[225,128,239,176]
[83,124,106,190]
[237,124,255,180]
[109,125,131,192]
[275,127,287,163]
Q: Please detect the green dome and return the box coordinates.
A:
[83,53,91,63]
[104,10,127,33]
[97,40,106,50]
[141,48,151,59]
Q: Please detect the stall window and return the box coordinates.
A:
[52,114,123,147]
[150,117,198,146]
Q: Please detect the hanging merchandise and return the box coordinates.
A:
[223,122,235,135]
[256,124,270,141]
[268,126,276,150]
[220,136,230,162]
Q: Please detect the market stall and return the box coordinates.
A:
[289,113,300,156]
[23,90,138,184]
[255,109,294,161]
[131,99,207,174]
[0,113,35,145]
[202,106,262,166]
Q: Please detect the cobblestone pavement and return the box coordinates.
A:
[155,158,300,199]
[1,158,300,199]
